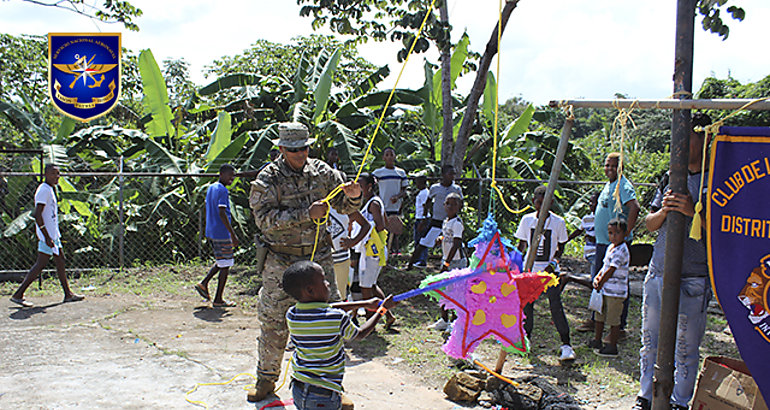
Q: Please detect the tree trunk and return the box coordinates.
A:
[439,0,454,167]
[452,0,520,175]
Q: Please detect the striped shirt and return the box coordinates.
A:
[286,302,359,393]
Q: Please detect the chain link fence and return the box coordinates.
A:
[0,156,261,273]
[1,153,653,274]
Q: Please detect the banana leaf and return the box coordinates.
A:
[450,32,470,87]
[206,131,248,173]
[501,104,535,146]
[313,48,341,124]
[353,89,424,109]
[138,49,175,140]
[0,99,50,139]
[205,111,232,163]
[3,210,31,237]
[481,72,497,128]
[198,73,263,96]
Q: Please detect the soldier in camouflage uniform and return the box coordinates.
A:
[246,122,362,403]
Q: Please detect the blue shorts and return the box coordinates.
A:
[38,238,62,256]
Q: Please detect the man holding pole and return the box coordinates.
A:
[633,113,712,410]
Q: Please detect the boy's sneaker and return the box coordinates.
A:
[559,344,576,361]
[413,261,427,269]
[587,339,603,350]
[632,397,651,410]
[428,318,449,331]
[595,344,618,358]
[444,320,455,334]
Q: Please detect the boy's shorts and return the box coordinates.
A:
[38,238,62,256]
[209,238,234,268]
[596,295,625,327]
[358,255,382,288]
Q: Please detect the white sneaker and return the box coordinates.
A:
[559,344,576,361]
[428,318,449,331]
[444,320,455,334]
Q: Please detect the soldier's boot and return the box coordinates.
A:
[341,393,354,410]
[246,379,275,403]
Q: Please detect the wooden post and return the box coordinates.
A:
[653,0,695,408]
[494,116,574,373]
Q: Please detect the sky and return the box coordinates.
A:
[2,0,769,105]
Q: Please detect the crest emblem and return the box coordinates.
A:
[48,33,121,122]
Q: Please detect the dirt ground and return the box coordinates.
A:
[0,293,462,409]
[0,256,738,409]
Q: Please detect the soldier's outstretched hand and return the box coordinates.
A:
[341,181,361,198]
[309,201,329,219]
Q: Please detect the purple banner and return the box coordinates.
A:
[707,129,770,401]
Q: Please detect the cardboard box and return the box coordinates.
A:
[692,356,768,410]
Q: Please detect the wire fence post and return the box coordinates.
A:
[472,163,483,225]
[198,208,203,259]
[118,156,125,270]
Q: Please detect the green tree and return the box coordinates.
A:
[13,0,143,31]
[697,74,770,126]
[697,0,745,39]
[205,35,376,91]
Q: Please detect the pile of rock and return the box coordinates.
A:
[444,370,582,410]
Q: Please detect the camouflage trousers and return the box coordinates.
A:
[256,249,340,382]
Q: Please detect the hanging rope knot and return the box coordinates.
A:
[560,104,575,121]
[608,100,639,213]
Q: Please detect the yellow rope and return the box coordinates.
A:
[184,372,256,409]
[689,96,770,240]
[488,0,530,215]
[309,0,439,261]
[275,356,293,391]
[185,358,294,409]
[609,99,638,213]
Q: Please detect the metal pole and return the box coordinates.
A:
[494,117,574,373]
[118,156,124,271]
[653,0,695,408]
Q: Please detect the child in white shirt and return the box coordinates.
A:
[590,217,630,358]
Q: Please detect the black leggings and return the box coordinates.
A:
[523,278,571,346]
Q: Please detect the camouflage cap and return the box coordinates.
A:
[274,122,316,148]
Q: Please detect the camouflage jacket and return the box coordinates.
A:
[249,157,361,248]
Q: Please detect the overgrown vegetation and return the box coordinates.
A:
[2,17,769,268]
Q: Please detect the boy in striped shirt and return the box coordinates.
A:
[283,261,396,409]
